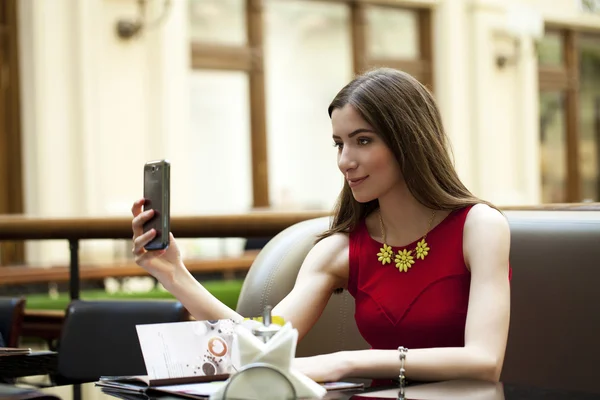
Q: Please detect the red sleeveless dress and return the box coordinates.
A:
[347,206,511,385]
[348,206,475,385]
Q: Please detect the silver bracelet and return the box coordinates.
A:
[398,346,408,388]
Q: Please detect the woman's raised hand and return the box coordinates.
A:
[131,198,182,282]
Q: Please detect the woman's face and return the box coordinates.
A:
[331,104,403,203]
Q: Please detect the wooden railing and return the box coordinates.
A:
[0,211,330,298]
[0,211,331,240]
[0,253,260,285]
[500,203,600,211]
[0,203,597,241]
[1,204,598,290]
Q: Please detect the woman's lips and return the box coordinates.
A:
[348,176,368,188]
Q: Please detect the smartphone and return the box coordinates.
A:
[143,159,170,250]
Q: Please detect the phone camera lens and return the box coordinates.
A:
[151,166,157,172]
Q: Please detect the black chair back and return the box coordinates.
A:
[55,299,188,384]
[0,297,26,348]
[244,237,272,251]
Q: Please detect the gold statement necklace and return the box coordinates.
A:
[376,209,437,272]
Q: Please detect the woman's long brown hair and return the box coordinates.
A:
[319,68,496,241]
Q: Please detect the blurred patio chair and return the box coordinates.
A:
[53,299,188,385]
[0,296,26,348]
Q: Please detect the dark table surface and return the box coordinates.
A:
[30,380,600,400]
[0,351,58,378]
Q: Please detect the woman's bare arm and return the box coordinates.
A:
[133,198,349,329]
[272,233,349,340]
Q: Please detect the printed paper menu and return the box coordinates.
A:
[136,319,236,379]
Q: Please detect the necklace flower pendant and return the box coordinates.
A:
[377,244,393,265]
[415,239,430,260]
[395,249,415,272]
[376,208,436,273]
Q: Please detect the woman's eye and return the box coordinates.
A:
[333,142,343,149]
[358,138,370,145]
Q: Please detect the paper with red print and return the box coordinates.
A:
[136,319,237,380]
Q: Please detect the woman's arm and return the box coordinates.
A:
[296,204,511,382]
[160,258,246,322]
[272,233,349,340]
[164,232,349,334]
[132,197,349,329]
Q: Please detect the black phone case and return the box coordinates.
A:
[143,160,170,250]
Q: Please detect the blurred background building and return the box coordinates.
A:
[1,0,599,265]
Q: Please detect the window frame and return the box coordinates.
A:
[0,0,24,265]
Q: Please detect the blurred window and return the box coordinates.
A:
[539,92,567,203]
[188,70,252,212]
[538,31,564,67]
[188,0,434,208]
[578,35,600,202]
[366,6,419,60]
[189,0,247,45]
[538,30,600,203]
[263,0,352,209]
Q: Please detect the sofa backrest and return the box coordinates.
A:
[236,210,600,393]
[501,210,600,393]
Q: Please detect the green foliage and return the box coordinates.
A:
[25,279,244,312]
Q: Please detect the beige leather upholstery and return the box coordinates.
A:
[236,210,600,393]
[501,210,600,393]
[236,217,369,357]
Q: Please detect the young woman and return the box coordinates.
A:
[131,68,511,385]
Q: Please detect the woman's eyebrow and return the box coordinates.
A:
[332,128,375,140]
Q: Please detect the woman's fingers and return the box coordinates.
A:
[132,209,154,237]
[132,200,171,272]
[131,199,145,216]
[132,228,157,256]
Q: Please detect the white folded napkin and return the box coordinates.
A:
[210,322,327,400]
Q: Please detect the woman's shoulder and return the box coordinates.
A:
[307,232,350,281]
[464,203,508,231]
[463,203,511,270]
[316,231,350,247]
[311,232,350,261]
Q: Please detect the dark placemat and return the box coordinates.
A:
[0,351,58,379]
